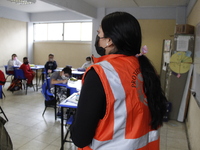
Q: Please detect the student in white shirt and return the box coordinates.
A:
[7,54,22,74]
[81,57,93,69]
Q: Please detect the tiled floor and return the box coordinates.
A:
[0,81,189,150]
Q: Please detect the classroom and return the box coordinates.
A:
[0,0,200,149]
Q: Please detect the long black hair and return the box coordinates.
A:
[101,12,167,129]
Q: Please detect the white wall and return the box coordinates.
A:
[27,22,34,63]
[30,10,92,23]
[91,6,186,58]
[0,2,189,69]
[0,18,26,67]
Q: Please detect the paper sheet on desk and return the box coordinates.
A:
[68,80,82,92]
[65,92,80,104]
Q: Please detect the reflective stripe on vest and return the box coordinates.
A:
[88,60,159,150]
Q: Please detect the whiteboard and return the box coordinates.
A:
[191,22,200,107]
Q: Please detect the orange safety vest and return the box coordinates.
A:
[79,54,160,150]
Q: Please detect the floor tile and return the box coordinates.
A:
[0,81,190,150]
[17,139,49,150]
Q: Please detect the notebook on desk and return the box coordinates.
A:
[29,64,35,67]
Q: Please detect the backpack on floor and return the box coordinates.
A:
[0,70,6,85]
[7,79,22,91]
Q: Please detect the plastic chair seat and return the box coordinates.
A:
[4,65,14,82]
[14,69,35,94]
[0,106,8,121]
[0,85,6,99]
[41,78,57,120]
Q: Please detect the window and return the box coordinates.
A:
[81,22,92,41]
[64,22,92,41]
[64,23,81,41]
[34,24,48,41]
[48,23,63,40]
[34,22,92,41]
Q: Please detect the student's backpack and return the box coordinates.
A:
[0,70,6,85]
[7,79,22,91]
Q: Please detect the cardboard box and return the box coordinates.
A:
[175,24,194,34]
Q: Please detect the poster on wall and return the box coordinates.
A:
[176,36,190,51]
[164,40,171,51]
[162,52,170,71]
[162,40,171,71]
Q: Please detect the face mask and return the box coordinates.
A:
[49,59,53,61]
[95,35,105,56]
[14,57,17,60]
[24,61,29,64]
[86,61,90,63]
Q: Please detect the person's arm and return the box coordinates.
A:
[70,68,106,148]
[53,61,57,69]
[51,78,68,84]
[29,66,35,75]
[15,59,22,66]
[27,65,33,74]
[81,62,86,68]
[19,64,23,70]
[20,64,31,75]
[50,72,68,84]
[44,62,48,70]
[19,64,27,74]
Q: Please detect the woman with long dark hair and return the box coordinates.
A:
[70,11,167,150]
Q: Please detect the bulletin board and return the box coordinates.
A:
[191,22,200,107]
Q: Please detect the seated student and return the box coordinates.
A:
[7,54,22,74]
[19,57,35,87]
[50,66,72,101]
[81,56,93,69]
[44,54,57,76]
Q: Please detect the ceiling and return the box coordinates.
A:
[0,0,65,13]
[0,0,190,13]
[83,0,189,8]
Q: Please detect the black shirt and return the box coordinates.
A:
[70,68,106,148]
[44,61,57,73]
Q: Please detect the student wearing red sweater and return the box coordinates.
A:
[19,57,35,86]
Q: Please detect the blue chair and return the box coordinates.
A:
[39,68,47,87]
[14,69,35,95]
[41,78,57,120]
[4,65,14,82]
[61,115,74,148]
[0,85,4,99]
[0,85,6,99]
[60,108,76,149]
[0,106,8,121]
[46,77,51,90]
[0,85,2,99]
